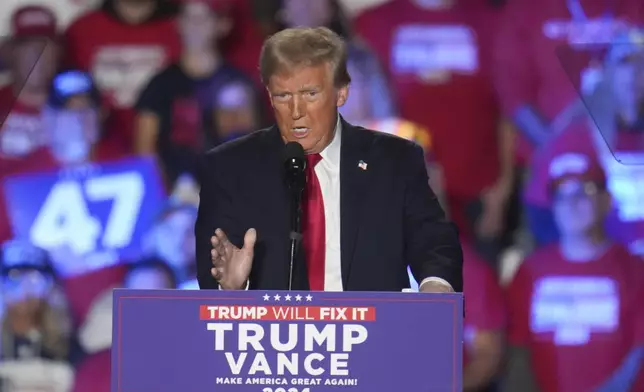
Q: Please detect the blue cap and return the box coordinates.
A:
[0,239,53,275]
[48,70,100,109]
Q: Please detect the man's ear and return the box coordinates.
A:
[336,84,349,107]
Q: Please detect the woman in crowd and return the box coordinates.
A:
[0,240,74,391]
[277,0,396,126]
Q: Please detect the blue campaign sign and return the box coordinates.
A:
[112,289,463,392]
[2,157,165,271]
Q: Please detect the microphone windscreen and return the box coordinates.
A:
[283,142,305,163]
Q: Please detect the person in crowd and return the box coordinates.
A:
[135,0,263,189]
[279,0,396,126]
[64,0,181,155]
[527,31,644,256]
[142,199,198,287]
[0,5,60,160]
[494,0,644,247]
[355,0,514,263]
[411,145,506,392]
[461,242,506,392]
[0,69,128,329]
[0,69,115,245]
[0,239,75,391]
[73,257,177,392]
[504,152,644,392]
[583,37,644,255]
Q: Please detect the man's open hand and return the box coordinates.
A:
[210,228,256,290]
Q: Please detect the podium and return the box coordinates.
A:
[111,289,463,392]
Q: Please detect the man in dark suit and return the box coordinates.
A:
[195,26,462,292]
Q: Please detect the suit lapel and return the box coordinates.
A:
[340,120,375,287]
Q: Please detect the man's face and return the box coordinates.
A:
[552,179,607,236]
[267,63,348,154]
[13,38,57,90]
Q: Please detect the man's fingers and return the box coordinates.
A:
[215,228,231,247]
[211,267,224,281]
[243,228,257,250]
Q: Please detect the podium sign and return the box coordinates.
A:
[112,289,463,392]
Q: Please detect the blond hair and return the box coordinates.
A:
[259,27,351,87]
[1,286,72,360]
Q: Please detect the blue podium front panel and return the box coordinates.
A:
[112,289,463,392]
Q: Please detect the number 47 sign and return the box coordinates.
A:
[3,157,166,273]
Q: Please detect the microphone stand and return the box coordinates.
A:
[288,185,304,291]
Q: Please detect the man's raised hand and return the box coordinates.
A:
[210,228,256,290]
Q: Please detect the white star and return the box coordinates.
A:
[263,294,270,301]
[295,295,302,302]
[274,294,281,301]
[284,295,292,301]
[305,295,313,302]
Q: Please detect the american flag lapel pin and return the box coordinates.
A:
[358,160,368,170]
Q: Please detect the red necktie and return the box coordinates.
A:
[303,153,325,291]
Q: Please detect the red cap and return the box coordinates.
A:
[12,6,57,39]
[548,152,607,192]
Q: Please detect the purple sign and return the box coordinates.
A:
[112,289,463,392]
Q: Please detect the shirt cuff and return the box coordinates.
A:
[419,277,454,292]
[218,281,249,290]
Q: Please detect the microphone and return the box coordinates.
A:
[283,142,306,290]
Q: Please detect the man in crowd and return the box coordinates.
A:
[64,0,181,154]
[0,5,60,161]
[355,0,514,262]
[197,27,462,293]
[504,152,644,392]
[135,0,262,189]
[494,0,644,246]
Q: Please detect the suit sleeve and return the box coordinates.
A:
[194,153,243,290]
[404,144,463,292]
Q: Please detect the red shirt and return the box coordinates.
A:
[65,10,181,154]
[0,87,46,159]
[507,244,644,392]
[355,0,502,198]
[494,0,644,163]
[72,350,111,392]
[463,244,506,365]
[220,0,264,87]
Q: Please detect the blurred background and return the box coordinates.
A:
[0,0,643,391]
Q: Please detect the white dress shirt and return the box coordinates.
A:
[313,117,452,292]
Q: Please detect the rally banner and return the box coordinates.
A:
[2,156,165,275]
[112,289,463,392]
